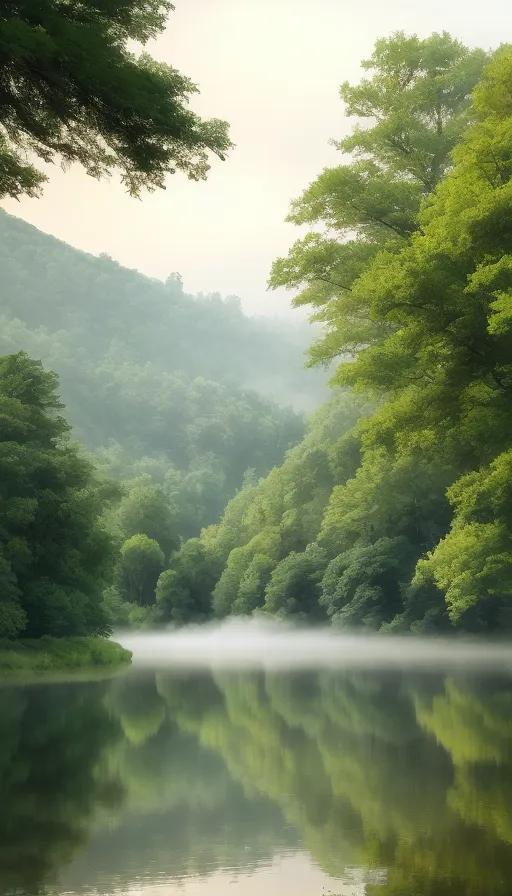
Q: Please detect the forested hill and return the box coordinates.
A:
[0,210,326,411]
[0,209,320,550]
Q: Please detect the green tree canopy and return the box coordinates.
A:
[269,31,488,367]
[0,352,114,638]
[0,0,232,199]
[116,534,164,607]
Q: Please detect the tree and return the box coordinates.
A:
[269,32,488,368]
[109,474,179,559]
[263,544,328,619]
[116,534,164,607]
[156,538,220,623]
[0,351,114,638]
[414,450,512,628]
[0,0,232,199]
[320,537,412,628]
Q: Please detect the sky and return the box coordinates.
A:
[1,0,510,317]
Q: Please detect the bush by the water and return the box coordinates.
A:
[0,637,131,676]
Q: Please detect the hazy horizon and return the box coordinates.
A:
[1,0,509,317]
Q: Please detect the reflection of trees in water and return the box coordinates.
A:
[0,681,124,896]
[156,668,512,894]
[59,671,296,893]
[4,668,512,896]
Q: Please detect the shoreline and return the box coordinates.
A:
[0,636,132,680]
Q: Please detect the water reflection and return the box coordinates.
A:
[3,665,512,895]
[0,681,123,896]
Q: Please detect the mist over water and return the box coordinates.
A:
[116,617,512,671]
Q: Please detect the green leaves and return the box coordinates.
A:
[270,31,487,370]
[117,533,164,607]
[0,352,114,638]
[0,0,232,198]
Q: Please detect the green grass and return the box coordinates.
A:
[0,636,132,679]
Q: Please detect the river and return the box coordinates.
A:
[2,621,512,896]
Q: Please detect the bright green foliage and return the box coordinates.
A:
[0,351,114,639]
[198,39,512,632]
[269,32,488,367]
[212,527,281,618]
[331,45,512,628]
[177,392,367,619]
[0,0,231,199]
[415,450,512,625]
[116,534,164,607]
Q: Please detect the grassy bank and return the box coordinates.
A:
[0,636,132,678]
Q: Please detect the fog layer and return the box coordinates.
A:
[116,619,512,671]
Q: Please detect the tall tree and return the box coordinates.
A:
[269,32,488,367]
[0,352,114,638]
[0,0,231,198]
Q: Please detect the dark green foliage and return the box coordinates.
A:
[156,539,220,623]
[0,680,125,893]
[0,0,231,199]
[263,544,328,619]
[0,352,115,639]
[116,535,164,607]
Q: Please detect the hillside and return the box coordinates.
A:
[0,210,327,545]
[0,210,327,413]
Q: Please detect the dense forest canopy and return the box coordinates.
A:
[0,211,328,413]
[160,35,512,634]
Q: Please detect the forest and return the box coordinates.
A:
[1,14,512,640]
[131,32,512,634]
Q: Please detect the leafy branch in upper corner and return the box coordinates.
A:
[0,0,232,198]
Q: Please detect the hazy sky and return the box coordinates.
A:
[1,0,509,316]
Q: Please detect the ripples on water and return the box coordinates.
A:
[116,617,512,670]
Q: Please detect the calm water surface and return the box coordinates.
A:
[3,624,512,896]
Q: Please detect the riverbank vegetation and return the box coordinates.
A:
[0,637,131,676]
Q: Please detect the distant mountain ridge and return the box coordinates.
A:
[0,209,327,412]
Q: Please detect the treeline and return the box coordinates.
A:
[156,34,512,633]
